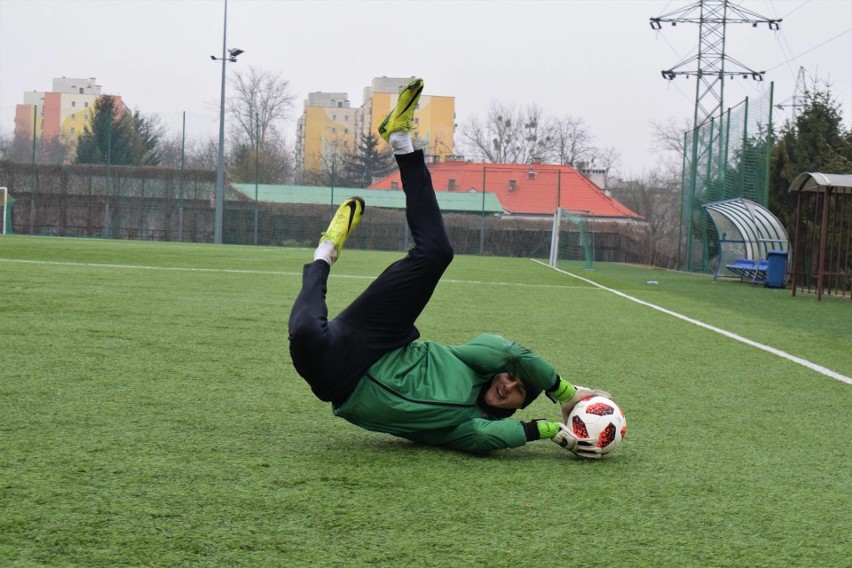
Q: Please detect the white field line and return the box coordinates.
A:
[532,259,852,385]
[0,258,590,290]
[0,257,308,277]
[8,256,847,382]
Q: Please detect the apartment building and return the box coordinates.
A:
[14,77,118,145]
[295,92,357,178]
[296,77,455,181]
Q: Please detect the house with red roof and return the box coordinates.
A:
[369,159,643,221]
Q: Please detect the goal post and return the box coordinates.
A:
[1,187,7,235]
[548,207,561,267]
[549,207,594,270]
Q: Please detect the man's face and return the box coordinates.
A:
[484,372,527,409]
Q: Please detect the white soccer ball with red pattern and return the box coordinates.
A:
[567,396,627,455]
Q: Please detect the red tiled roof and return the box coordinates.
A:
[370,161,642,219]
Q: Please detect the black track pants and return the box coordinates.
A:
[288,150,454,404]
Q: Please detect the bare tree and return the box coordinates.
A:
[300,136,350,186]
[154,132,219,170]
[651,117,691,157]
[459,102,550,164]
[2,131,73,164]
[593,146,622,180]
[40,136,74,164]
[5,133,35,163]
[229,136,295,185]
[608,168,682,267]
[155,133,185,169]
[548,116,595,166]
[0,127,14,161]
[226,66,296,147]
[225,66,297,183]
[185,137,219,170]
[0,121,74,164]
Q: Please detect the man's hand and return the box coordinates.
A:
[561,385,612,423]
[551,423,603,460]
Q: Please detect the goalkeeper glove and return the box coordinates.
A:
[560,384,612,424]
[552,423,603,460]
[531,420,603,460]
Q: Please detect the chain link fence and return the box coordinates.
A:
[680,87,774,272]
[0,160,648,262]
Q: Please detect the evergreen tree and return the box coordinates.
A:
[131,110,161,166]
[340,133,395,187]
[75,96,161,166]
[769,83,852,228]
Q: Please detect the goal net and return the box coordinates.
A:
[549,207,594,270]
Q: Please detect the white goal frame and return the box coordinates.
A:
[548,207,563,267]
[549,207,594,269]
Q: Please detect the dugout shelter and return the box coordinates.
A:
[788,172,852,300]
[702,198,789,283]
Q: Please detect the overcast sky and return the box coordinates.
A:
[1,0,850,176]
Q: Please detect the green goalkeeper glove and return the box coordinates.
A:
[549,378,611,423]
[534,419,561,440]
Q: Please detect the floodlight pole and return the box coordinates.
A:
[212,0,243,244]
[213,0,229,244]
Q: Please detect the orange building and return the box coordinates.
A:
[14,77,118,154]
[370,160,642,220]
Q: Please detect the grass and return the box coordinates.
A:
[1,235,850,567]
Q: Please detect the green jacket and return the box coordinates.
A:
[333,334,558,454]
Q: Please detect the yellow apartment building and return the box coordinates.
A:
[297,77,455,182]
[295,92,357,181]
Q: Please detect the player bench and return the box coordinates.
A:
[725,258,768,283]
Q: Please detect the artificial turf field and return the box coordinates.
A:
[1,236,850,567]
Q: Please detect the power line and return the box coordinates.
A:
[766,28,852,72]
[651,0,781,129]
[779,0,813,20]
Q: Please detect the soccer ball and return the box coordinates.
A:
[567,396,627,455]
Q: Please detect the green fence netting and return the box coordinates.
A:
[680,86,774,273]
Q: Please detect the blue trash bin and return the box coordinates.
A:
[766,250,787,288]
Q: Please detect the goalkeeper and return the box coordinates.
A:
[288,78,609,457]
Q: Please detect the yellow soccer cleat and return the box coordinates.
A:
[319,197,366,262]
[377,78,424,142]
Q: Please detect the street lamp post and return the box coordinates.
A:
[211,0,243,244]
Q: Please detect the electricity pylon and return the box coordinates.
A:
[651,1,781,272]
[775,66,807,124]
[651,0,781,130]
